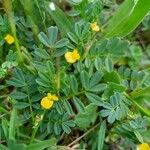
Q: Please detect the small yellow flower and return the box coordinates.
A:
[41,97,54,109]
[4,34,14,44]
[47,93,59,101]
[65,49,80,63]
[139,143,150,150]
[90,22,100,32]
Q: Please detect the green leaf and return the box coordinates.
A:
[89,71,103,87]
[88,84,107,92]
[34,48,49,59]
[85,92,103,106]
[0,144,9,150]
[105,57,113,73]
[104,0,135,35]
[9,108,17,141]
[14,102,30,109]
[67,0,83,5]
[134,131,144,143]
[100,92,129,123]
[8,140,26,150]
[53,47,68,57]
[7,69,26,87]
[73,97,85,113]
[55,38,69,48]
[103,82,126,97]
[67,32,78,44]
[26,138,56,150]
[94,57,103,71]
[47,3,71,36]
[10,91,28,100]
[63,99,74,115]
[105,0,150,37]
[2,118,9,139]
[47,26,58,46]
[80,71,89,89]
[98,120,106,150]
[38,32,50,47]
[103,71,121,84]
[75,104,97,129]
[70,75,78,93]
[54,122,62,135]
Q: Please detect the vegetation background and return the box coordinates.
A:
[0,0,150,150]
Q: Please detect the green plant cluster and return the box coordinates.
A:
[0,0,150,150]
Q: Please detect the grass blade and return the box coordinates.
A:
[98,120,106,150]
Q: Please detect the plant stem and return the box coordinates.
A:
[29,111,45,144]
[130,86,150,99]
[56,57,60,94]
[4,0,23,63]
[67,123,100,147]
[124,93,150,117]
[26,84,34,123]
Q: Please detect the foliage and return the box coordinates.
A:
[0,0,150,150]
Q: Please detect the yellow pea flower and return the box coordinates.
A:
[51,94,59,101]
[47,93,52,99]
[4,34,14,44]
[90,22,100,32]
[41,97,54,109]
[47,93,59,101]
[139,143,150,150]
[65,49,80,64]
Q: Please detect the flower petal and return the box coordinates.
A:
[41,97,54,109]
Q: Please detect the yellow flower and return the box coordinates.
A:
[65,49,80,63]
[139,143,150,150]
[41,97,54,109]
[90,22,100,32]
[4,34,14,44]
[47,93,59,101]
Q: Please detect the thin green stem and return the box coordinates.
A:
[4,0,23,63]
[29,111,46,144]
[124,93,150,117]
[130,86,150,99]
[56,57,60,94]
[26,85,34,123]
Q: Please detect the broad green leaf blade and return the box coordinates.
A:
[0,144,9,150]
[105,0,150,37]
[26,138,56,150]
[75,104,97,129]
[9,108,17,141]
[98,120,106,150]
[47,3,72,36]
[8,140,26,150]
[2,118,9,139]
[104,0,135,34]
